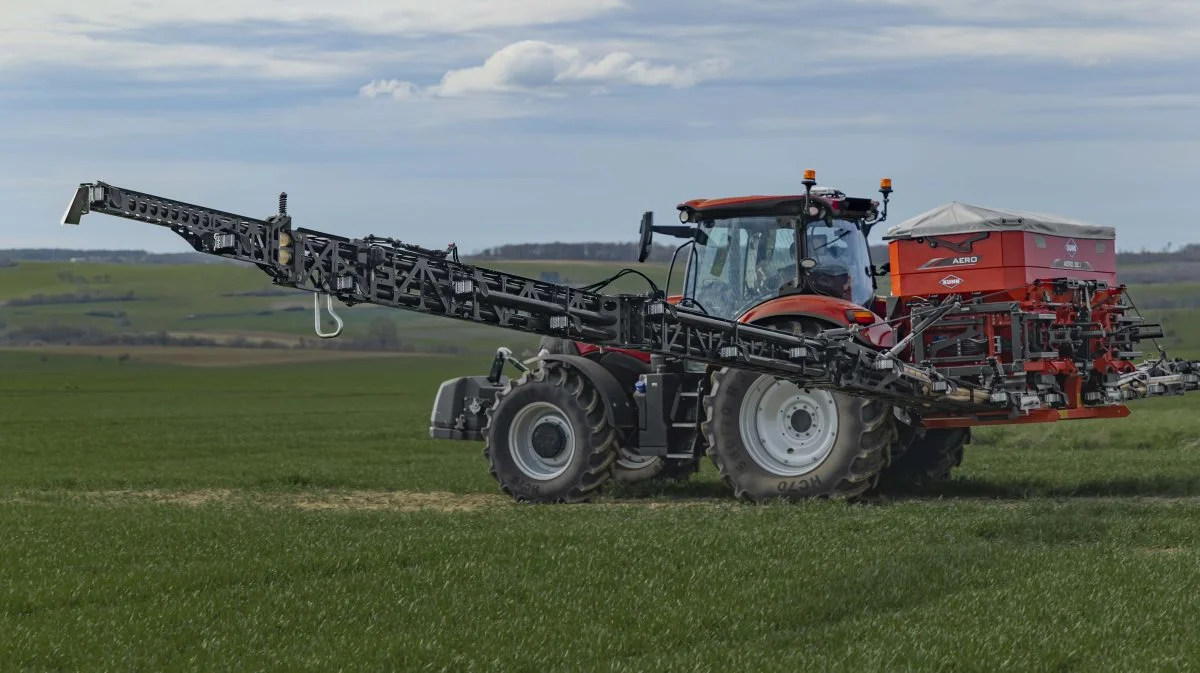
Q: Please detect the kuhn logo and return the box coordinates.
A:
[939,274,963,289]
[1065,239,1078,257]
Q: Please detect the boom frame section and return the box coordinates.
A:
[63,182,1194,417]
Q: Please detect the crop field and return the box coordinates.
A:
[4,349,1200,671]
[0,260,679,357]
[3,261,1197,359]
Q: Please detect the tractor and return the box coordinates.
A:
[429,172,955,501]
[63,173,1196,504]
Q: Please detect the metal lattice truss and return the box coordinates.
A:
[64,182,1199,416]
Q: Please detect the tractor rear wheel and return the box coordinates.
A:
[879,423,968,488]
[483,363,617,502]
[701,320,893,502]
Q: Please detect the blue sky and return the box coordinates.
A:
[2,0,1198,253]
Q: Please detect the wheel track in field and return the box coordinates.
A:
[8,489,1200,512]
[0,488,742,512]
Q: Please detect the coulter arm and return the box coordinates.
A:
[62,182,1198,416]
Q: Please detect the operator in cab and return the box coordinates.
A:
[755,222,858,303]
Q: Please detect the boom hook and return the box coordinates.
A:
[313,292,344,339]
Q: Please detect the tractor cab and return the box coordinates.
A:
[642,173,893,321]
[682,208,874,320]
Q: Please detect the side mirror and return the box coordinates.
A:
[872,262,891,277]
[638,211,654,263]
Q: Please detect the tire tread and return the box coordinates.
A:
[483,363,617,503]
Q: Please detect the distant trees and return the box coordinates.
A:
[1117,243,1200,267]
[0,323,461,354]
[4,239,1198,268]
[6,291,139,307]
[0,249,227,264]
[472,241,679,263]
[56,270,112,284]
[367,317,400,350]
[475,242,912,266]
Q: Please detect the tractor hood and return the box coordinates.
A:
[883,202,1116,241]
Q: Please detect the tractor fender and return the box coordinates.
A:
[738,295,895,348]
[537,354,639,431]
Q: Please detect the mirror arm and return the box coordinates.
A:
[652,225,697,239]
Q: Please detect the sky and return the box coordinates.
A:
[2,0,1198,254]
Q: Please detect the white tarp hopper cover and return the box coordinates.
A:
[883,202,1116,241]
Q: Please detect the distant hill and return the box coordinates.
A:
[0,249,230,265]
[0,259,676,357]
[4,240,1199,283]
[473,241,683,263]
[0,243,686,266]
[2,258,1199,358]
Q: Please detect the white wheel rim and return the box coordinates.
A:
[508,402,576,480]
[738,376,838,477]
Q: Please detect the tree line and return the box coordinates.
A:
[470,242,682,263]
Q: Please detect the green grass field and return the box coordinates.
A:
[4,350,1200,671]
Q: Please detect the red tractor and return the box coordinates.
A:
[64,175,1194,504]
[428,170,1177,503]
[503,174,907,493]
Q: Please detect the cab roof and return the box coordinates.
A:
[678,192,878,221]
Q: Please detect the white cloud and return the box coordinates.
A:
[360,40,728,100]
[6,0,1199,85]
[0,32,364,80]
[839,25,1200,65]
[358,80,425,100]
[743,115,893,132]
[2,0,623,36]
[609,1,1200,77]
[853,0,1200,23]
[0,0,624,80]
[1007,93,1200,112]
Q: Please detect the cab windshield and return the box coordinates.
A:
[683,216,873,320]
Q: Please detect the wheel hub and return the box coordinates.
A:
[789,409,813,434]
[531,423,566,459]
[507,402,576,480]
[738,377,839,477]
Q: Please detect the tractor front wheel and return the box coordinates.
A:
[483,363,618,502]
[700,320,893,502]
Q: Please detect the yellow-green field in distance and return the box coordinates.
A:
[2,260,1197,358]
